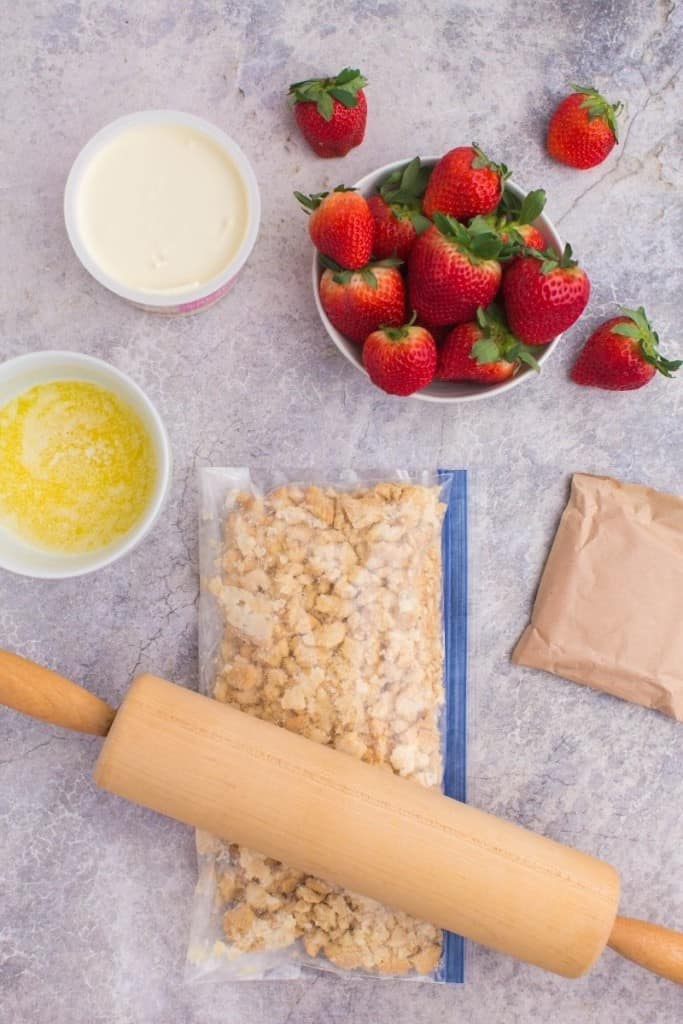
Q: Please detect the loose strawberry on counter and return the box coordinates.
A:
[288,68,367,158]
[296,187,374,269]
[423,144,508,220]
[408,213,506,326]
[367,157,432,260]
[547,84,623,169]
[482,188,547,251]
[363,319,437,396]
[436,304,539,383]
[502,244,590,345]
[571,307,680,390]
[319,258,405,344]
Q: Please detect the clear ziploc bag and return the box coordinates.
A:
[187,469,468,983]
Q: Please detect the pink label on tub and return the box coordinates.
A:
[131,274,239,315]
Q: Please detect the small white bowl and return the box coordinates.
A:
[312,157,564,402]
[65,110,261,315]
[0,351,171,579]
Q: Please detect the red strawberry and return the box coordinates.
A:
[319,259,405,344]
[368,196,417,260]
[502,245,590,344]
[288,68,367,158]
[423,144,508,220]
[514,223,546,250]
[408,214,504,326]
[368,157,432,260]
[547,84,623,169]
[296,187,374,269]
[436,304,539,383]
[571,307,680,390]
[363,319,437,396]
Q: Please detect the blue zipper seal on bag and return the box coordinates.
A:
[437,469,468,983]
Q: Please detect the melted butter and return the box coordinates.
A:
[0,380,157,553]
[77,122,248,293]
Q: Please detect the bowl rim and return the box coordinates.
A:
[312,155,564,403]
[64,109,261,308]
[0,350,172,579]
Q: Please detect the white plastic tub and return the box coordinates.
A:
[64,111,260,314]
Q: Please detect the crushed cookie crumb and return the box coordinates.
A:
[210,481,446,975]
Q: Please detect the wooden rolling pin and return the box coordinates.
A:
[1,649,682,983]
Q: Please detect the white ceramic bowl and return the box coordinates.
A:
[312,157,564,402]
[65,110,261,315]
[0,351,171,579]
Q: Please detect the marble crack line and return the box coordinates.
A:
[638,0,676,63]
[126,596,196,684]
[279,974,321,1024]
[635,65,680,115]
[0,737,59,767]
[129,621,170,681]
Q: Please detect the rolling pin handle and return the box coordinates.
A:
[608,916,683,984]
[0,649,115,736]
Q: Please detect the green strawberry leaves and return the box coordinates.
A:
[518,189,547,225]
[328,68,367,105]
[294,190,327,212]
[471,304,540,371]
[435,213,524,263]
[517,349,542,370]
[482,188,546,251]
[377,157,433,232]
[377,311,418,339]
[470,233,504,260]
[359,267,380,289]
[471,142,510,180]
[289,68,367,121]
[470,337,500,363]
[407,211,432,233]
[320,255,401,289]
[498,187,546,225]
[327,88,354,107]
[319,254,357,285]
[434,212,505,262]
[570,83,624,142]
[334,67,363,86]
[397,156,432,198]
[526,242,579,274]
[316,91,334,121]
[294,184,355,213]
[380,158,432,201]
[611,306,681,378]
[433,212,467,241]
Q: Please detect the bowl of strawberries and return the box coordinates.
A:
[305,146,591,400]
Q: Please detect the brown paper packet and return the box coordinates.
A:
[513,473,683,721]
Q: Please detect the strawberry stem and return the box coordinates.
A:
[612,306,681,378]
[570,83,624,143]
[525,242,578,273]
[470,142,510,180]
[288,69,367,121]
[320,255,402,290]
[294,190,327,212]
[433,213,508,263]
[294,185,356,213]
[375,158,433,232]
[471,304,540,370]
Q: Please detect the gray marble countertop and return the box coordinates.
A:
[1,2,682,1022]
